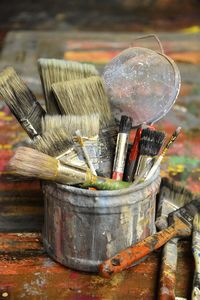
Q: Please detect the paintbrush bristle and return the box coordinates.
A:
[42,114,100,137]
[38,58,98,114]
[159,177,193,207]
[32,130,74,157]
[8,146,58,180]
[119,115,132,133]
[139,130,165,156]
[0,67,45,138]
[139,140,161,156]
[193,213,200,232]
[52,76,112,127]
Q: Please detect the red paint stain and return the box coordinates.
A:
[70,271,80,280]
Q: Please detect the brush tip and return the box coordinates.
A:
[175,126,182,135]
[119,115,132,133]
[139,130,165,156]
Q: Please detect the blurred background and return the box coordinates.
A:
[0,0,200,32]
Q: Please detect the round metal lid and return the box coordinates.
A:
[103,47,181,127]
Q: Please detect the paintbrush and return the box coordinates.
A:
[32,128,94,170]
[157,178,194,300]
[36,114,101,172]
[112,115,132,180]
[123,125,143,182]
[192,213,200,300]
[8,147,131,190]
[124,125,156,182]
[145,127,182,180]
[41,114,99,137]
[41,114,116,177]
[0,67,46,138]
[75,130,97,176]
[99,197,200,278]
[38,58,98,114]
[133,129,165,180]
[51,76,112,128]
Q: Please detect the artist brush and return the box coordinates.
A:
[133,129,165,181]
[124,125,155,182]
[75,130,97,176]
[192,213,200,300]
[39,114,100,171]
[38,58,98,114]
[32,128,88,170]
[145,127,182,180]
[41,114,100,137]
[156,178,194,300]
[112,115,132,181]
[99,197,200,278]
[52,76,112,128]
[0,67,46,138]
[8,147,131,190]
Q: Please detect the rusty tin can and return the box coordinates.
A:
[42,170,160,272]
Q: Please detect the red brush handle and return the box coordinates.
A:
[99,217,191,278]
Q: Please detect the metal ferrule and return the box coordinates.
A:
[134,155,154,180]
[113,133,129,173]
[56,162,88,185]
[170,207,194,228]
[20,118,38,138]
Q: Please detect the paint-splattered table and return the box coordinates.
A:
[0,31,199,299]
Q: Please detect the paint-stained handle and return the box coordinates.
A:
[159,238,178,300]
[99,217,190,278]
[192,272,200,300]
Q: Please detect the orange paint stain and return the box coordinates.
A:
[64,50,120,63]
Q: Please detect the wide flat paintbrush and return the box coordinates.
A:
[157,178,194,300]
[52,76,112,128]
[38,58,98,114]
[0,67,46,138]
[134,129,165,181]
[35,114,100,173]
[8,147,131,190]
[42,114,99,137]
[99,197,200,278]
[192,213,200,300]
[41,113,117,177]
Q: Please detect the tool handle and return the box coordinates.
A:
[159,238,178,300]
[192,234,200,300]
[99,220,182,278]
[192,272,200,300]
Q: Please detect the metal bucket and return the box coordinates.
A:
[42,170,160,273]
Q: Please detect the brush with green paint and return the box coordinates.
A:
[8,147,131,190]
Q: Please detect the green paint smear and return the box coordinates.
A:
[169,156,199,167]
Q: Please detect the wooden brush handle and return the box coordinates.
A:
[159,238,178,300]
[99,217,191,278]
[192,240,200,300]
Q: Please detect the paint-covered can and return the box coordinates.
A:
[42,169,160,272]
